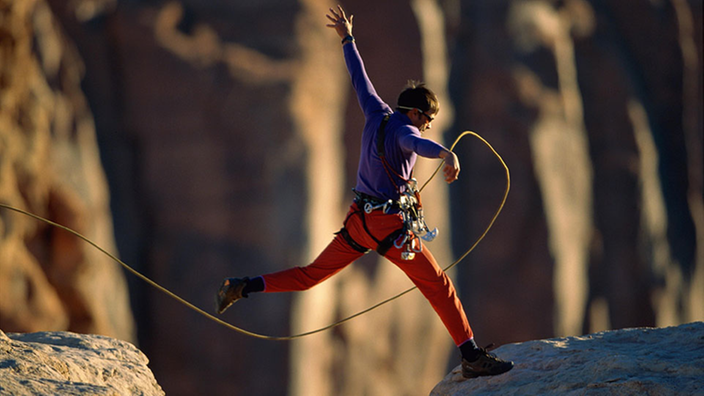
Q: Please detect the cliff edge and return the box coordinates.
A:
[432,322,704,396]
[0,330,163,396]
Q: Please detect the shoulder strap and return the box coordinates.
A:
[376,114,391,158]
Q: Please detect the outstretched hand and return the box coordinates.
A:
[326,5,353,39]
[440,150,460,184]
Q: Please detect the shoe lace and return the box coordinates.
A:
[478,343,497,356]
[477,343,506,363]
[481,343,496,351]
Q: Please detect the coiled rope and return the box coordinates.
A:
[0,130,509,341]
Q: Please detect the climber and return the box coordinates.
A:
[215,5,513,379]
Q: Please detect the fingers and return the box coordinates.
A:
[337,4,346,19]
[327,5,348,23]
[327,6,340,20]
[443,163,460,183]
[325,15,337,28]
[326,5,353,37]
[325,10,343,30]
[439,150,460,183]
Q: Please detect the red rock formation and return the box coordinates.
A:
[0,0,134,342]
[449,0,703,348]
[5,0,701,395]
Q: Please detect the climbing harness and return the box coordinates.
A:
[344,190,407,257]
[338,115,475,262]
[372,114,439,260]
[0,130,509,341]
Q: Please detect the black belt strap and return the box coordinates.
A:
[375,227,405,256]
[376,114,391,157]
[336,207,406,257]
[357,207,405,257]
[335,227,370,254]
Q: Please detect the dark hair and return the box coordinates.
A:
[397,80,439,115]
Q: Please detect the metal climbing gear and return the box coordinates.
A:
[394,177,439,260]
[398,178,438,242]
[376,115,439,259]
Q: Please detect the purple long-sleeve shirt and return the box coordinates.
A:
[344,42,447,202]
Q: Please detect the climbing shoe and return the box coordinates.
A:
[215,277,249,314]
[461,345,514,379]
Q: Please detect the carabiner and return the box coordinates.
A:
[394,232,409,249]
[411,237,423,253]
[365,200,393,214]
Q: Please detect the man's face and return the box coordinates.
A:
[414,108,436,132]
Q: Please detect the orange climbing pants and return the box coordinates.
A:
[261,203,474,346]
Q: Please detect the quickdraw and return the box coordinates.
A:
[391,178,437,260]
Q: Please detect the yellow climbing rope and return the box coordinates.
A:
[0,130,509,341]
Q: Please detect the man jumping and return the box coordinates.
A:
[216,5,513,379]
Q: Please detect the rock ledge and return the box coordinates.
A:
[432,322,704,396]
[0,330,164,396]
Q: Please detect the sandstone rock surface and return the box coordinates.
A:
[0,330,164,396]
[431,322,704,396]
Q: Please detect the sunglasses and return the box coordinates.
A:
[397,106,435,123]
[418,109,435,123]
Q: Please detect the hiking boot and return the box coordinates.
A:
[461,345,514,379]
[215,277,249,314]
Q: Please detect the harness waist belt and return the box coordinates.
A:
[353,190,400,212]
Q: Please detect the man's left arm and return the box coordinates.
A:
[400,133,460,184]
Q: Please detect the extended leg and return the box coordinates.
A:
[385,242,473,346]
[262,233,364,292]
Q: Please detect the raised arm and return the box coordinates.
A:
[326,6,389,117]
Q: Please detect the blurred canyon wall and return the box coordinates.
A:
[1,0,701,396]
[449,0,703,347]
[0,0,134,342]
